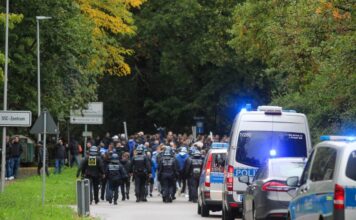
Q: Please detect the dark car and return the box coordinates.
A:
[240,157,306,220]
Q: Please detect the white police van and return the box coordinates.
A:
[287,136,356,220]
[222,105,312,220]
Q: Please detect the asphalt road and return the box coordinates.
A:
[90,190,229,220]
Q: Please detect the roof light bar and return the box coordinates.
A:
[320,135,356,142]
[258,106,282,115]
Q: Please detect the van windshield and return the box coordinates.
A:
[236,131,307,167]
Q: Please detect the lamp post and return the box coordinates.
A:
[0,0,10,193]
[36,16,51,142]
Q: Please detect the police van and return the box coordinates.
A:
[287,136,356,220]
[222,105,312,220]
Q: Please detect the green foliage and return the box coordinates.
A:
[0,168,89,220]
[98,0,272,133]
[230,0,356,140]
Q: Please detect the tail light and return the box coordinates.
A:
[204,191,211,199]
[205,154,213,187]
[226,165,234,191]
[262,181,289,192]
[334,184,345,210]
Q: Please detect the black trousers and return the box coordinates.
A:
[134,173,147,200]
[87,176,100,203]
[189,177,199,201]
[120,177,131,198]
[161,174,175,200]
[106,179,122,203]
[101,177,107,200]
[37,162,49,176]
[178,172,187,193]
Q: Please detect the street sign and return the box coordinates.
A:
[82,131,92,137]
[70,102,103,125]
[0,111,32,127]
[70,116,103,124]
[30,111,58,134]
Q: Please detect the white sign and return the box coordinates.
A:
[70,116,103,124]
[0,111,32,127]
[82,131,93,137]
[70,102,103,125]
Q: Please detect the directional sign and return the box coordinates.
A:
[70,116,103,124]
[0,111,32,127]
[70,102,103,125]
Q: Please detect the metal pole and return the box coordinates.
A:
[84,124,87,155]
[37,19,41,142]
[1,0,10,193]
[42,111,47,205]
[123,121,128,141]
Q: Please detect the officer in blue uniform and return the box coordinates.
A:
[185,149,203,203]
[105,153,127,205]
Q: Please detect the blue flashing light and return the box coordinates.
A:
[246,104,252,111]
[240,108,247,112]
[320,135,356,142]
[270,149,277,157]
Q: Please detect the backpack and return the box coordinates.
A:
[191,158,202,179]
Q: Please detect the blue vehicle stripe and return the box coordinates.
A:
[210,172,224,183]
[345,187,356,208]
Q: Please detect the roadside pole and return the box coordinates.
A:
[123,121,128,141]
[42,110,47,205]
[84,124,88,154]
[1,0,10,193]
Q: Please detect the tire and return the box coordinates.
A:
[201,203,209,217]
[222,206,235,220]
[198,203,202,215]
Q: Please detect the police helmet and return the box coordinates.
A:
[136,145,144,155]
[193,149,201,157]
[111,153,119,159]
[89,146,98,156]
[180,147,188,153]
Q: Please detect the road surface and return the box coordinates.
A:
[90,190,234,220]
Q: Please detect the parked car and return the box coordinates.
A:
[198,146,227,217]
[222,105,312,220]
[240,157,306,220]
[287,136,356,220]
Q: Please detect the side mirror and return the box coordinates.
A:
[286,176,299,187]
[238,175,250,185]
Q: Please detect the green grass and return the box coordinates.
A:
[0,167,92,220]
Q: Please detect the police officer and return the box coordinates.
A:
[158,146,178,203]
[106,153,127,205]
[130,145,151,202]
[77,146,105,205]
[185,149,203,203]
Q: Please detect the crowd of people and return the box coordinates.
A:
[3,136,23,180]
[76,131,229,205]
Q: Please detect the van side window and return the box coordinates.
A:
[310,147,337,182]
[346,151,356,181]
[300,151,314,185]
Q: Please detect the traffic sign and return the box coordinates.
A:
[30,110,58,134]
[0,111,32,127]
[82,131,92,137]
[70,116,103,124]
[70,102,103,125]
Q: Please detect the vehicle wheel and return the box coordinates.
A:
[201,203,209,217]
[222,206,235,220]
[198,202,201,215]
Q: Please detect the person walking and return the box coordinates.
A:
[158,147,178,203]
[106,153,127,205]
[69,137,81,167]
[120,152,131,200]
[10,136,22,179]
[37,141,50,177]
[77,146,105,205]
[185,149,203,203]
[176,146,189,194]
[54,139,66,174]
[130,145,151,202]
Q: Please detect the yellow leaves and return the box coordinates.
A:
[76,0,146,76]
[315,1,351,21]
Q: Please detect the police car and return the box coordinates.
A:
[197,143,228,217]
[222,105,312,220]
[287,136,356,220]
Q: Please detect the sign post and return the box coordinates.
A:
[30,110,58,205]
[123,121,128,141]
[70,102,103,153]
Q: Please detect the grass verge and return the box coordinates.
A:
[0,167,92,220]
